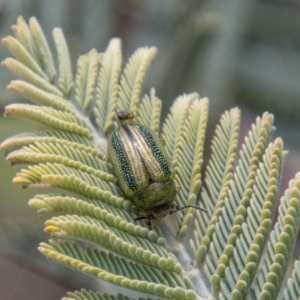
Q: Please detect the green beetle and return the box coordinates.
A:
[108,111,206,229]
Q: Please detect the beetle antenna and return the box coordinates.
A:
[169,205,207,215]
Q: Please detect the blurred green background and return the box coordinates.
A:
[0,0,300,299]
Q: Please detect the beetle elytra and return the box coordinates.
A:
[108,111,207,229]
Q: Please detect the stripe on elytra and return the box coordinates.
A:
[134,124,171,176]
[111,131,137,191]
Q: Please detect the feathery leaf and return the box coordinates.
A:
[29,17,56,83]
[1,16,300,300]
[53,28,74,98]
[175,98,209,238]
[63,290,153,300]
[1,36,47,79]
[44,215,178,273]
[0,131,97,155]
[75,49,100,113]
[198,112,275,272]
[191,107,240,254]
[94,38,121,134]
[6,80,72,111]
[219,138,285,299]
[251,173,300,299]
[39,240,197,300]
[282,258,300,299]
[4,104,93,139]
[12,16,39,61]
[118,47,157,115]
[161,94,208,237]
[137,88,162,134]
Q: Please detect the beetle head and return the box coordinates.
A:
[133,201,207,230]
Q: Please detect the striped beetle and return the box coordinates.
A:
[108,111,206,229]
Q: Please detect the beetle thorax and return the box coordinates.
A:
[132,180,177,213]
[133,201,176,219]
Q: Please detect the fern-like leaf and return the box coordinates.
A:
[4,104,92,138]
[1,17,300,300]
[191,107,240,255]
[137,88,162,134]
[75,49,99,113]
[251,172,300,299]
[282,256,300,299]
[219,138,285,299]
[63,290,154,300]
[39,240,197,300]
[94,38,121,135]
[12,16,39,62]
[53,28,74,98]
[28,17,56,83]
[118,47,157,115]
[1,36,47,79]
[6,80,71,110]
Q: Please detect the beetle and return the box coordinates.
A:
[107,111,207,229]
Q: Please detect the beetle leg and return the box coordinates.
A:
[147,218,152,230]
[133,212,156,230]
[169,203,179,214]
[133,216,149,223]
[147,211,156,230]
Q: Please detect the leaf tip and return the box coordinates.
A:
[44,225,60,233]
